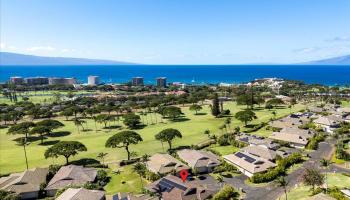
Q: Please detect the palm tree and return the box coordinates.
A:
[133,163,146,188]
[225,118,232,132]
[97,152,108,165]
[272,111,277,119]
[320,158,332,193]
[17,138,29,170]
[204,129,210,138]
[216,174,224,187]
[276,176,289,200]
[141,154,150,163]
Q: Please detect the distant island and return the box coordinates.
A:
[1,51,350,65]
[0,52,136,65]
[302,54,350,65]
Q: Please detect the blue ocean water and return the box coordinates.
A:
[1,65,350,85]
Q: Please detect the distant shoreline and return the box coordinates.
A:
[1,65,350,86]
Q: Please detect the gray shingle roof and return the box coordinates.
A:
[0,168,48,194]
[46,165,97,190]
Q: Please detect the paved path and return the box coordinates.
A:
[223,139,350,200]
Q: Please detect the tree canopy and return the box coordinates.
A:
[155,128,182,150]
[44,141,87,164]
[105,131,143,160]
[189,104,202,115]
[123,113,141,129]
[234,110,257,126]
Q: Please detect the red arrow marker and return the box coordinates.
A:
[179,169,188,182]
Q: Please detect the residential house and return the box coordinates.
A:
[269,117,304,129]
[307,193,336,200]
[177,149,221,173]
[146,175,217,200]
[276,147,301,158]
[313,115,343,133]
[279,127,315,139]
[241,146,277,161]
[269,131,309,148]
[0,168,48,199]
[308,107,325,114]
[146,153,189,175]
[248,138,280,150]
[236,133,280,150]
[56,188,105,200]
[46,165,97,196]
[223,152,276,177]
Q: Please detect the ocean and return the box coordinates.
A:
[1,65,350,86]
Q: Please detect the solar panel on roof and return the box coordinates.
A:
[244,156,256,163]
[158,178,187,192]
[235,152,245,158]
[236,152,256,163]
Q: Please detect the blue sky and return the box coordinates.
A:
[1,0,349,64]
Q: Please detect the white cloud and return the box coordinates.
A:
[293,47,320,53]
[326,36,350,42]
[27,46,56,52]
[0,43,6,49]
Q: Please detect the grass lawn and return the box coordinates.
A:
[104,165,149,194]
[0,101,306,193]
[209,145,240,156]
[284,173,350,200]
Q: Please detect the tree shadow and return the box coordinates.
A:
[194,113,207,116]
[172,117,190,122]
[39,140,60,146]
[48,131,71,137]
[131,124,147,130]
[103,125,122,129]
[13,136,41,143]
[70,158,102,167]
[82,129,93,132]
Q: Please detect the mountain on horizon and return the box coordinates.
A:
[0,52,136,65]
[1,52,350,65]
[302,54,350,65]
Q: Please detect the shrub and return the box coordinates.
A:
[306,133,325,150]
[212,185,239,200]
[0,190,20,200]
[250,153,303,183]
[47,164,61,182]
[214,161,239,174]
[96,169,109,186]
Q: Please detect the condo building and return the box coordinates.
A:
[132,77,144,86]
[10,77,24,84]
[24,77,49,85]
[48,77,77,85]
[88,76,100,86]
[156,77,167,87]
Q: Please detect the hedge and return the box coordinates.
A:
[250,153,303,183]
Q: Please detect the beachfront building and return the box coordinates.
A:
[24,77,49,85]
[48,77,77,85]
[9,76,24,84]
[156,77,167,87]
[132,77,144,86]
[88,75,100,86]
